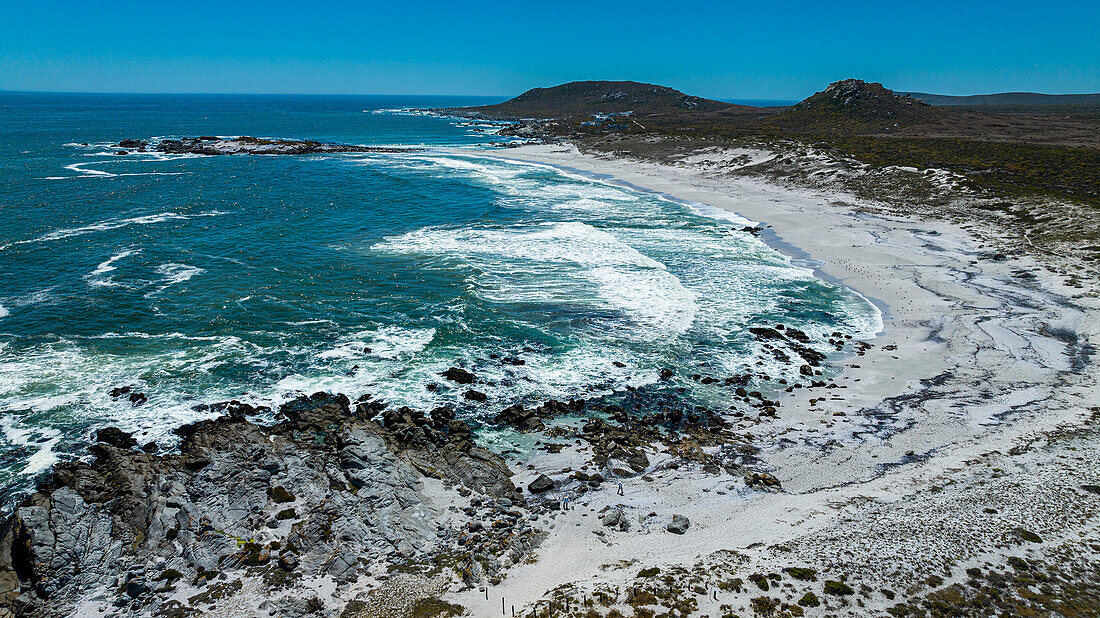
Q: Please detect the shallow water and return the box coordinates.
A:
[0,92,880,503]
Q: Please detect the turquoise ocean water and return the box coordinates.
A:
[0,92,879,504]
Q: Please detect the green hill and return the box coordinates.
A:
[447,80,747,119]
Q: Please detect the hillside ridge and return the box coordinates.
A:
[901,91,1100,106]
[447,80,746,119]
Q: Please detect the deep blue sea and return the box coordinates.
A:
[0,92,879,503]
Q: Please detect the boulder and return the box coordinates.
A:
[442,367,476,384]
[667,514,690,534]
[528,474,555,494]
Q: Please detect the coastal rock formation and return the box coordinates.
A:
[121,136,417,156]
[0,392,518,616]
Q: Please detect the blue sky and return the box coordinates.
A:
[2,0,1097,98]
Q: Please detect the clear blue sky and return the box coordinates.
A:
[2,0,1097,98]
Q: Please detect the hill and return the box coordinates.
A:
[446,80,749,119]
[900,91,1100,106]
[443,77,1097,206]
[785,79,938,123]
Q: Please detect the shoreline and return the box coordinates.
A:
[2,138,1097,617]
[439,142,1100,615]
[460,146,894,325]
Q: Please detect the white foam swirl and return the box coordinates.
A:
[377,221,697,341]
[83,248,139,288]
[0,211,224,250]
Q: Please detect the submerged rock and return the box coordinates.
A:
[442,367,476,384]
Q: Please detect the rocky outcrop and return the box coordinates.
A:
[494,399,584,433]
[125,136,418,156]
[441,367,476,384]
[790,79,937,122]
[495,404,543,432]
[0,392,518,616]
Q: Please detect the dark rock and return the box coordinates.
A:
[95,427,137,449]
[277,555,299,571]
[210,400,270,419]
[749,326,786,340]
[0,388,523,615]
[494,404,544,432]
[463,390,487,402]
[442,367,476,384]
[125,580,147,598]
[658,368,674,380]
[667,514,690,534]
[528,474,555,494]
[128,393,147,406]
[107,386,132,398]
[601,509,629,531]
[784,328,811,343]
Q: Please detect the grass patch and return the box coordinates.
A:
[824,579,855,595]
[408,597,464,618]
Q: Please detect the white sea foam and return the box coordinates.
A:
[362,326,437,359]
[0,305,8,319]
[0,418,61,475]
[1,211,224,250]
[318,326,436,361]
[377,221,696,341]
[50,161,186,180]
[83,248,139,288]
[145,263,205,296]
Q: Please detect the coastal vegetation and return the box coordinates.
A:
[456,79,1100,207]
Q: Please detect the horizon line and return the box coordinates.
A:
[1,87,1096,99]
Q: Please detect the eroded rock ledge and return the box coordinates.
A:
[0,393,521,617]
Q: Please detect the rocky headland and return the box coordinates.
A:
[113,137,415,156]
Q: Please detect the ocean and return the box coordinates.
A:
[0,92,880,504]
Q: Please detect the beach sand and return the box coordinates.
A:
[444,143,1100,616]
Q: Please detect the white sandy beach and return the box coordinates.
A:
[441,143,1100,616]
